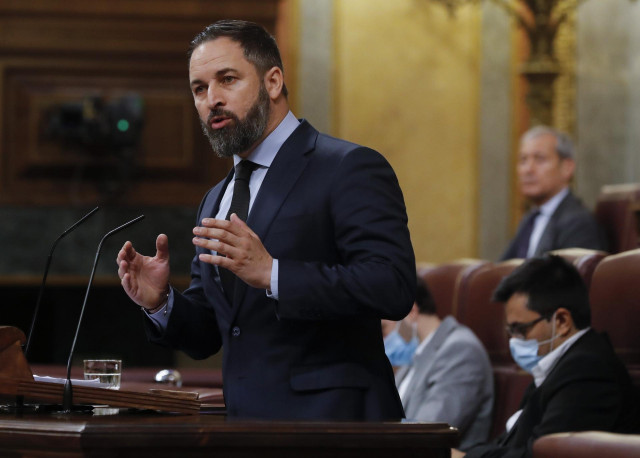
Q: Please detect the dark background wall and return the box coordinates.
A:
[0,0,280,367]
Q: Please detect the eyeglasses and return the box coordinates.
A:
[505,316,547,339]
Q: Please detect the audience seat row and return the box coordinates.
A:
[419,247,640,440]
[595,183,640,254]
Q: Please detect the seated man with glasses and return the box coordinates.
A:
[457,255,640,458]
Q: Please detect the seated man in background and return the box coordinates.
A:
[460,255,639,458]
[385,277,494,451]
[500,126,607,261]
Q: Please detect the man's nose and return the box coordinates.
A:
[206,85,224,109]
[519,159,534,173]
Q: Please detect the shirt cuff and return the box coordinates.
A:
[145,288,174,331]
[266,258,279,300]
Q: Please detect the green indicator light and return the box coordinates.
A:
[117,119,130,132]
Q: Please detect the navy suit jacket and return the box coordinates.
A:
[500,192,607,261]
[146,120,416,420]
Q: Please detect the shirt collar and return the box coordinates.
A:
[538,187,569,217]
[532,327,590,387]
[233,111,300,169]
[413,327,436,358]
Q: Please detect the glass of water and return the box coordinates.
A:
[83,359,122,390]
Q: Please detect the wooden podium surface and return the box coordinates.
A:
[0,326,458,457]
[0,411,458,458]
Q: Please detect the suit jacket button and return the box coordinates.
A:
[231,326,241,337]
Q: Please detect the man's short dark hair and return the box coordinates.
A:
[188,19,288,97]
[492,255,591,329]
[416,276,437,316]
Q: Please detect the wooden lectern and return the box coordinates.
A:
[0,326,33,381]
[0,327,459,457]
[0,326,201,414]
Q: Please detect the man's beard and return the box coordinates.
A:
[200,84,270,158]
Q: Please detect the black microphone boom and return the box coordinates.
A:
[24,206,100,358]
[62,214,145,412]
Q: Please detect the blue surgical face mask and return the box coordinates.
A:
[384,322,419,367]
[509,312,559,373]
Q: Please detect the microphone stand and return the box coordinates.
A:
[24,207,100,358]
[62,215,144,413]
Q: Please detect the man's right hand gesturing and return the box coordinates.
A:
[117,234,170,311]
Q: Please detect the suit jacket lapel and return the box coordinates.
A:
[229,120,317,318]
[202,169,234,221]
[395,365,411,386]
[403,317,457,411]
[246,120,317,240]
[534,192,572,256]
[498,381,535,446]
[501,212,533,260]
[198,171,235,312]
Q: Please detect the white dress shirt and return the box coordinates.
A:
[527,187,569,257]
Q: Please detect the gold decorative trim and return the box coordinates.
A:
[553,3,576,137]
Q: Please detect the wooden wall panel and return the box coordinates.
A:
[0,0,280,206]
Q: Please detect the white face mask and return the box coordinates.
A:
[509,311,560,373]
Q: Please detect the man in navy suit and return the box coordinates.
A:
[500,126,607,261]
[117,20,415,420]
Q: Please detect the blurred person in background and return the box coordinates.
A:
[500,126,606,261]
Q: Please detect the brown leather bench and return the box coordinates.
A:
[549,248,608,290]
[533,431,640,458]
[455,259,523,366]
[595,183,640,254]
[589,249,640,388]
[420,258,489,319]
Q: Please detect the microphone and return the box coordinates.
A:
[24,207,100,358]
[62,214,145,412]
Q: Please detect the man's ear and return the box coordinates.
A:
[397,304,419,341]
[560,157,576,182]
[554,307,575,336]
[407,303,420,321]
[263,66,284,99]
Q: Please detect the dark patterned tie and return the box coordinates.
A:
[220,160,258,303]
[515,209,540,258]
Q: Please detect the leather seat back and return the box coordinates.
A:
[456,260,523,365]
[420,259,489,319]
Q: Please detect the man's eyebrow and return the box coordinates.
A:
[215,67,238,77]
[190,68,239,87]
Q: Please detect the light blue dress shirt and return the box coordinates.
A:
[148,111,300,328]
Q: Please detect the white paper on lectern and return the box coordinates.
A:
[33,375,110,388]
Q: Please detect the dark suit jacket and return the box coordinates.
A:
[466,330,640,458]
[500,192,607,261]
[146,120,416,420]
